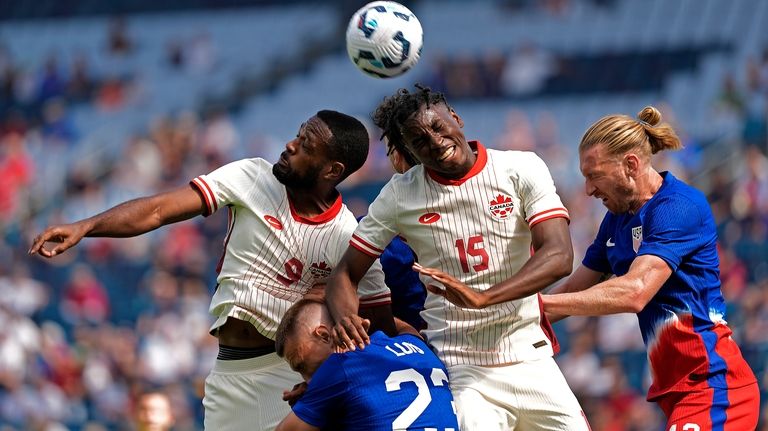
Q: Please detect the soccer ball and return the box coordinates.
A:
[346,1,423,79]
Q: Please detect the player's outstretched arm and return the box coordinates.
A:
[542,254,671,316]
[544,264,605,323]
[325,246,377,350]
[29,184,207,258]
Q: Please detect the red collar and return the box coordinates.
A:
[426,141,487,186]
[288,193,343,225]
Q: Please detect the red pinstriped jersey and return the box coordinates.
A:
[191,158,391,340]
[352,142,568,366]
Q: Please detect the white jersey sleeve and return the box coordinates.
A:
[329,223,391,307]
[191,158,266,216]
[512,151,569,227]
[350,177,400,258]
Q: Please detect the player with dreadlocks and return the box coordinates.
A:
[325,85,591,430]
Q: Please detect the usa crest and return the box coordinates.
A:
[632,226,643,253]
[309,261,332,278]
[489,194,514,220]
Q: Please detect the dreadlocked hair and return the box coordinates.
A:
[371,84,451,167]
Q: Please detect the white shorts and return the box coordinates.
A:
[203,353,302,431]
[448,357,590,431]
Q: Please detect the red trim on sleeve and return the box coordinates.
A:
[351,234,384,253]
[361,292,391,301]
[288,193,343,225]
[190,178,212,216]
[537,293,560,355]
[199,177,218,212]
[350,240,380,258]
[529,213,570,229]
[527,207,569,228]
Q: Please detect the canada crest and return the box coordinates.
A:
[310,261,332,278]
[489,194,514,220]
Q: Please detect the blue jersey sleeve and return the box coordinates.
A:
[291,354,348,428]
[637,195,707,271]
[582,215,612,273]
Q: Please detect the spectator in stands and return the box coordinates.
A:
[135,391,175,431]
[501,41,555,97]
[107,16,134,56]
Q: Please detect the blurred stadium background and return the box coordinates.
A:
[1,0,767,429]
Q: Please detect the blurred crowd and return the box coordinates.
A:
[1,10,768,431]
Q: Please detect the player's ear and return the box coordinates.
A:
[624,153,640,176]
[324,161,345,182]
[314,325,332,344]
[450,108,464,128]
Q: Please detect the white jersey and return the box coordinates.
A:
[191,158,390,340]
[351,142,567,366]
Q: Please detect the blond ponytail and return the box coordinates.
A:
[580,105,682,157]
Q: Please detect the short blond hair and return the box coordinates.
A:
[579,106,682,158]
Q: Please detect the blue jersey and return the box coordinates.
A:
[582,171,755,400]
[292,332,459,430]
[380,236,426,330]
[357,215,426,330]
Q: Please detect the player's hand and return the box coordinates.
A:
[28,222,90,258]
[413,262,488,309]
[332,314,370,351]
[282,382,308,407]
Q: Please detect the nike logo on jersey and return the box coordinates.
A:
[606,238,615,247]
[418,212,441,224]
[264,215,283,230]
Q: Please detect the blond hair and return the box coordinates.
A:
[579,106,682,158]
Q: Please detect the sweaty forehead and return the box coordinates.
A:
[304,116,333,142]
[402,104,446,131]
[579,145,613,174]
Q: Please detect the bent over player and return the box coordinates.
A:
[274,298,459,431]
[325,85,589,430]
[30,110,394,430]
[543,106,758,430]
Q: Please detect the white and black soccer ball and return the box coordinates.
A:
[346,1,423,79]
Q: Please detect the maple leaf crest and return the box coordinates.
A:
[490,194,512,206]
[488,194,514,220]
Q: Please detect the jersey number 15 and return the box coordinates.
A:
[455,235,489,273]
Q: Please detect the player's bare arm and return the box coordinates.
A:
[275,412,321,431]
[545,265,605,323]
[542,254,672,316]
[416,217,573,309]
[325,246,377,350]
[359,303,396,336]
[29,184,206,258]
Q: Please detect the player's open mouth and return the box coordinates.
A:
[436,145,456,162]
